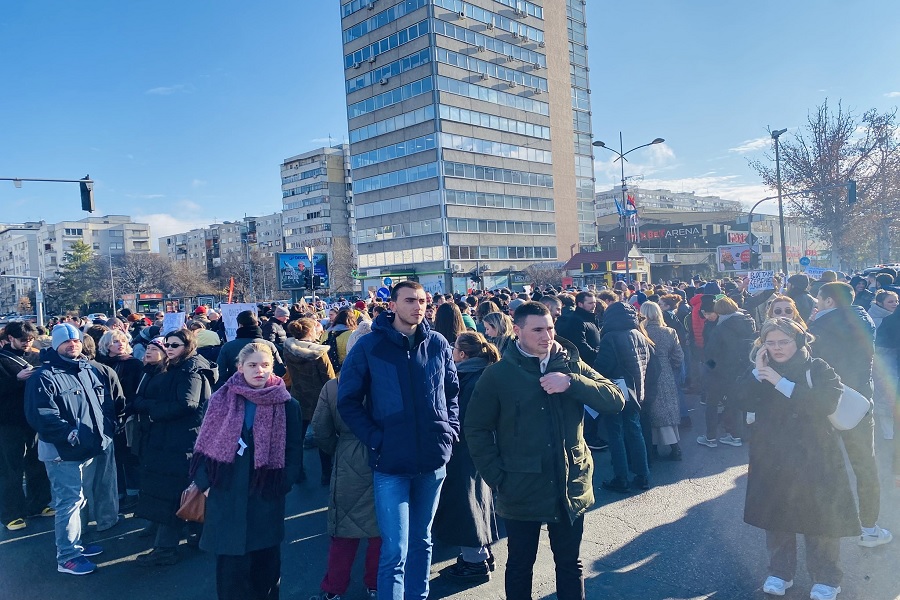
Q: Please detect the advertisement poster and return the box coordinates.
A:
[716,244,753,272]
[276,253,330,290]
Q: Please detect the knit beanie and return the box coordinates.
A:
[51,323,82,350]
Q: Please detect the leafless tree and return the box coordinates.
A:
[523,263,563,289]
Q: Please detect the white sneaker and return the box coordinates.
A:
[809,583,841,600]
[718,434,743,447]
[696,435,718,448]
[858,525,893,547]
[762,576,793,596]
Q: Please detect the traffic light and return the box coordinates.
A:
[304,270,313,289]
[750,252,761,270]
[847,180,857,205]
[312,275,322,288]
[80,175,94,212]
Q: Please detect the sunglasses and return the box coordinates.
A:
[163,343,184,349]
[771,307,794,315]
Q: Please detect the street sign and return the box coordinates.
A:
[799,256,811,266]
[383,277,393,286]
[376,287,390,300]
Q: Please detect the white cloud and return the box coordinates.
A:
[309,137,341,144]
[134,213,210,252]
[884,92,900,98]
[636,173,774,209]
[593,142,677,186]
[145,84,194,96]
[728,136,771,154]
[125,193,165,200]
[190,179,207,189]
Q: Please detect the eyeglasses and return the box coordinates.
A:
[771,307,794,316]
[163,343,183,349]
[764,339,795,349]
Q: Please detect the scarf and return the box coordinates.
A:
[236,325,264,339]
[192,371,290,493]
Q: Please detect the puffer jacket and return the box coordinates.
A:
[809,305,875,398]
[594,302,651,408]
[312,378,378,539]
[555,306,601,365]
[703,310,758,398]
[283,337,335,421]
[688,294,707,348]
[466,341,624,524]
[337,311,460,475]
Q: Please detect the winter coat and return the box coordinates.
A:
[283,337,335,422]
[643,322,683,429]
[0,347,34,429]
[261,318,287,348]
[95,353,143,416]
[311,378,378,539]
[787,289,817,323]
[594,302,651,408]
[25,350,111,462]
[809,306,875,399]
[133,354,217,527]
[434,357,499,547]
[730,350,859,537]
[555,307,602,365]
[688,294,707,348]
[703,311,758,400]
[195,398,303,556]
[852,288,875,312]
[466,342,624,523]
[867,303,893,330]
[216,326,284,389]
[326,325,353,366]
[337,311,460,475]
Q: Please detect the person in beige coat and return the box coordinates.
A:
[310,331,380,600]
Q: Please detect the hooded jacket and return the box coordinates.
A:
[703,311,758,398]
[337,311,460,475]
[593,302,651,407]
[688,294,708,348]
[283,337,335,421]
[867,302,893,330]
[809,305,875,398]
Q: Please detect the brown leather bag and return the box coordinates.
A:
[175,482,206,523]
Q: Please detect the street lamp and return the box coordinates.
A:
[593,133,665,283]
[770,128,789,275]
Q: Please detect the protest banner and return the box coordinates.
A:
[748,270,775,295]
[161,312,186,335]
[219,303,258,341]
[804,267,827,280]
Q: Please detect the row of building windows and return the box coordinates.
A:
[433,19,546,68]
[447,218,555,235]
[441,132,551,164]
[348,75,433,119]
[434,47,547,91]
[282,167,327,185]
[570,63,589,89]
[439,104,548,140]
[357,218,442,243]
[574,132,592,155]
[347,47,430,94]
[344,19,429,69]
[568,17,587,45]
[572,87,591,111]
[355,190,442,218]
[567,0,586,24]
[569,41,588,68]
[434,0,544,42]
[574,154,593,178]
[358,245,445,268]
[341,0,374,19]
[284,196,330,211]
[436,75,548,116]
[63,228,84,236]
[351,134,437,169]
[444,189,554,212]
[449,245,558,260]
[576,177,594,201]
[443,160,553,188]
[283,181,329,198]
[573,110,591,133]
[350,105,435,144]
[343,0,428,43]
[352,161,439,194]
[493,0,542,19]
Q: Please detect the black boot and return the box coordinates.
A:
[666,443,683,461]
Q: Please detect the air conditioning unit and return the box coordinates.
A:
[533,62,540,70]
[508,81,517,88]
[380,77,389,85]
[587,88,591,94]
[451,263,463,273]
[480,72,489,80]
[506,54,514,62]
[511,31,519,39]
[521,35,529,43]
[533,88,542,95]
[457,10,465,19]
[368,0,376,9]
[538,41,545,48]
[486,22,493,29]
[352,62,361,69]
[368,56,377,64]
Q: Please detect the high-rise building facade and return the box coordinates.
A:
[596,187,744,218]
[340,0,590,293]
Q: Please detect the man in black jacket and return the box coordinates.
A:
[0,321,51,532]
[261,306,289,350]
[786,274,817,323]
[555,292,602,365]
[810,282,892,548]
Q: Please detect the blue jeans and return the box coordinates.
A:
[83,442,119,531]
[44,458,92,564]
[605,402,649,482]
[373,466,446,600]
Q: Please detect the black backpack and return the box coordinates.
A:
[326,330,343,372]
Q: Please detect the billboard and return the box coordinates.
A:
[716,244,753,272]
[276,252,330,290]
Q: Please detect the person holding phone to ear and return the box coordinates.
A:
[731,318,857,600]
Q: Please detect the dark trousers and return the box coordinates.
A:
[605,402,649,482]
[216,545,281,600]
[505,515,585,600]
[300,419,333,480]
[320,536,381,595]
[114,431,140,495]
[0,424,51,522]
[840,413,880,527]
[704,392,742,440]
[766,530,842,587]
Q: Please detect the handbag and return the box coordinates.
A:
[805,370,872,431]
[175,482,206,523]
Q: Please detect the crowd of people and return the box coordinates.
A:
[0,266,898,600]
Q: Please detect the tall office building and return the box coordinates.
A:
[340,0,594,293]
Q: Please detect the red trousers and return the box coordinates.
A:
[320,536,382,595]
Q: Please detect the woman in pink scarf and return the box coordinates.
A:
[191,343,302,600]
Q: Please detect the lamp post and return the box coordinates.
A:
[593,133,665,283]
[304,245,315,296]
[771,128,788,276]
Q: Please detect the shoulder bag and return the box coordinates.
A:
[176,482,206,523]
[805,369,872,431]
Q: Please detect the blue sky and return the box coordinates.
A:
[2,0,898,249]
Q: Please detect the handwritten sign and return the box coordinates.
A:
[219,303,258,341]
[161,312,185,335]
[804,267,827,280]
[748,270,775,295]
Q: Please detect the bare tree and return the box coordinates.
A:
[523,263,563,289]
[750,100,900,269]
[330,236,356,293]
[166,261,220,298]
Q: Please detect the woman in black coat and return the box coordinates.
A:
[730,318,857,599]
[133,330,218,566]
[433,332,500,582]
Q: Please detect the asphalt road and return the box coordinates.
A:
[2,410,898,600]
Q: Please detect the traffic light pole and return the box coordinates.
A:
[1,176,95,212]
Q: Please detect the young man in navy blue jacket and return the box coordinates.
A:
[338,280,460,600]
